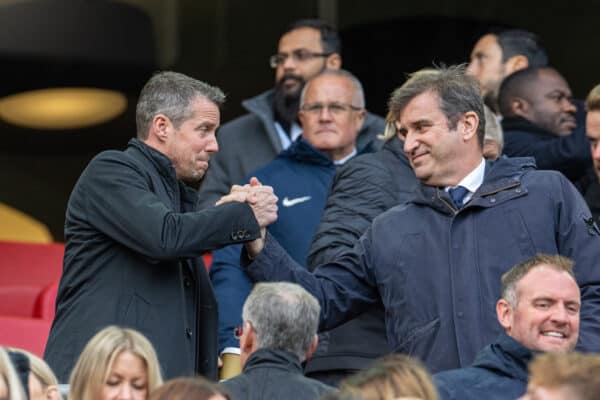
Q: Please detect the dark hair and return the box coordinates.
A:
[497,29,548,67]
[388,65,485,146]
[497,66,545,116]
[284,19,341,54]
[149,377,230,400]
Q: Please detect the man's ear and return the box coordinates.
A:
[496,299,513,331]
[304,334,319,362]
[504,54,529,75]
[459,111,479,142]
[240,321,255,355]
[325,53,342,70]
[511,97,530,119]
[150,114,171,143]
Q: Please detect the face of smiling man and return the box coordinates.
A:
[497,265,580,352]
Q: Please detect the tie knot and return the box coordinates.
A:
[449,186,469,208]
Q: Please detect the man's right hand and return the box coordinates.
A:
[216,177,278,229]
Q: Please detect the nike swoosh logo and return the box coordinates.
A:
[282,196,312,207]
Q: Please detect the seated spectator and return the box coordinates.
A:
[210,69,370,379]
[337,354,438,400]
[10,349,62,400]
[69,326,163,400]
[149,377,229,400]
[499,66,593,184]
[519,352,600,400]
[584,84,600,223]
[434,254,580,400]
[221,282,335,399]
[482,104,503,160]
[0,346,26,400]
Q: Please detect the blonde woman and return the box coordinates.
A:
[339,354,438,400]
[69,326,163,400]
[0,346,27,400]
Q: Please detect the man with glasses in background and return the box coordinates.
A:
[197,19,384,209]
[211,69,368,381]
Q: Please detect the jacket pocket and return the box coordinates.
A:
[393,317,440,356]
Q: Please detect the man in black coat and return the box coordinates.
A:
[222,282,335,400]
[44,71,278,382]
[499,66,593,185]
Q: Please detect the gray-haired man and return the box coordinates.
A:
[222,282,335,400]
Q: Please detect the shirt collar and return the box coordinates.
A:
[445,158,486,196]
[334,148,357,165]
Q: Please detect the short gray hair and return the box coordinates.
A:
[501,254,576,307]
[483,104,503,150]
[136,71,225,139]
[242,282,320,361]
[388,65,485,147]
[300,69,365,109]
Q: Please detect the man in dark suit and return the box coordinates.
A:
[44,71,278,382]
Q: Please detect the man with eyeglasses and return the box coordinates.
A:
[210,69,368,381]
[197,19,384,209]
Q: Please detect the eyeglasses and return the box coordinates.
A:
[269,49,332,68]
[300,102,363,116]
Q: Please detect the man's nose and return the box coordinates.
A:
[563,99,577,114]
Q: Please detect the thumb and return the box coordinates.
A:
[249,177,262,187]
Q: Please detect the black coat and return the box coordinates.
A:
[44,139,261,382]
[502,115,592,184]
[305,136,418,374]
[222,349,335,400]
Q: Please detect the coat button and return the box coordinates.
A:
[186,328,192,337]
[489,197,496,203]
[515,188,522,193]
[184,279,191,288]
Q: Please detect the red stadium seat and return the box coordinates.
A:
[0,315,52,357]
[33,279,60,321]
[0,285,40,317]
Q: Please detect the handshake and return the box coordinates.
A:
[216,177,278,256]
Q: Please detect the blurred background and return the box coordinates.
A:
[1,0,596,241]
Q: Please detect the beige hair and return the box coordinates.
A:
[528,352,600,400]
[585,84,600,112]
[149,377,230,400]
[379,68,442,141]
[340,354,438,400]
[483,104,503,150]
[0,347,27,400]
[69,326,163,400]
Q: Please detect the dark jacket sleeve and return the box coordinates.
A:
[307,137,417,269]
[209,244,252,352]
[243,232,379,331]
[76,153,260,260]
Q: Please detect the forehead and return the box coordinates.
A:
[188,97,220,121]
[534,70,572,95]
[517,266,580,300]
[472,34,501,55]
[398,91,445,124]
[586,110,600,138]
[303,75,354,102]
[278,27,323,52]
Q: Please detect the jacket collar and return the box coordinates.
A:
[279,137,336,167]
[127,138,177,181]
[242,348,303,374]
[470,332,534,382]
[501,116,560,139]
[410,156,537,214]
